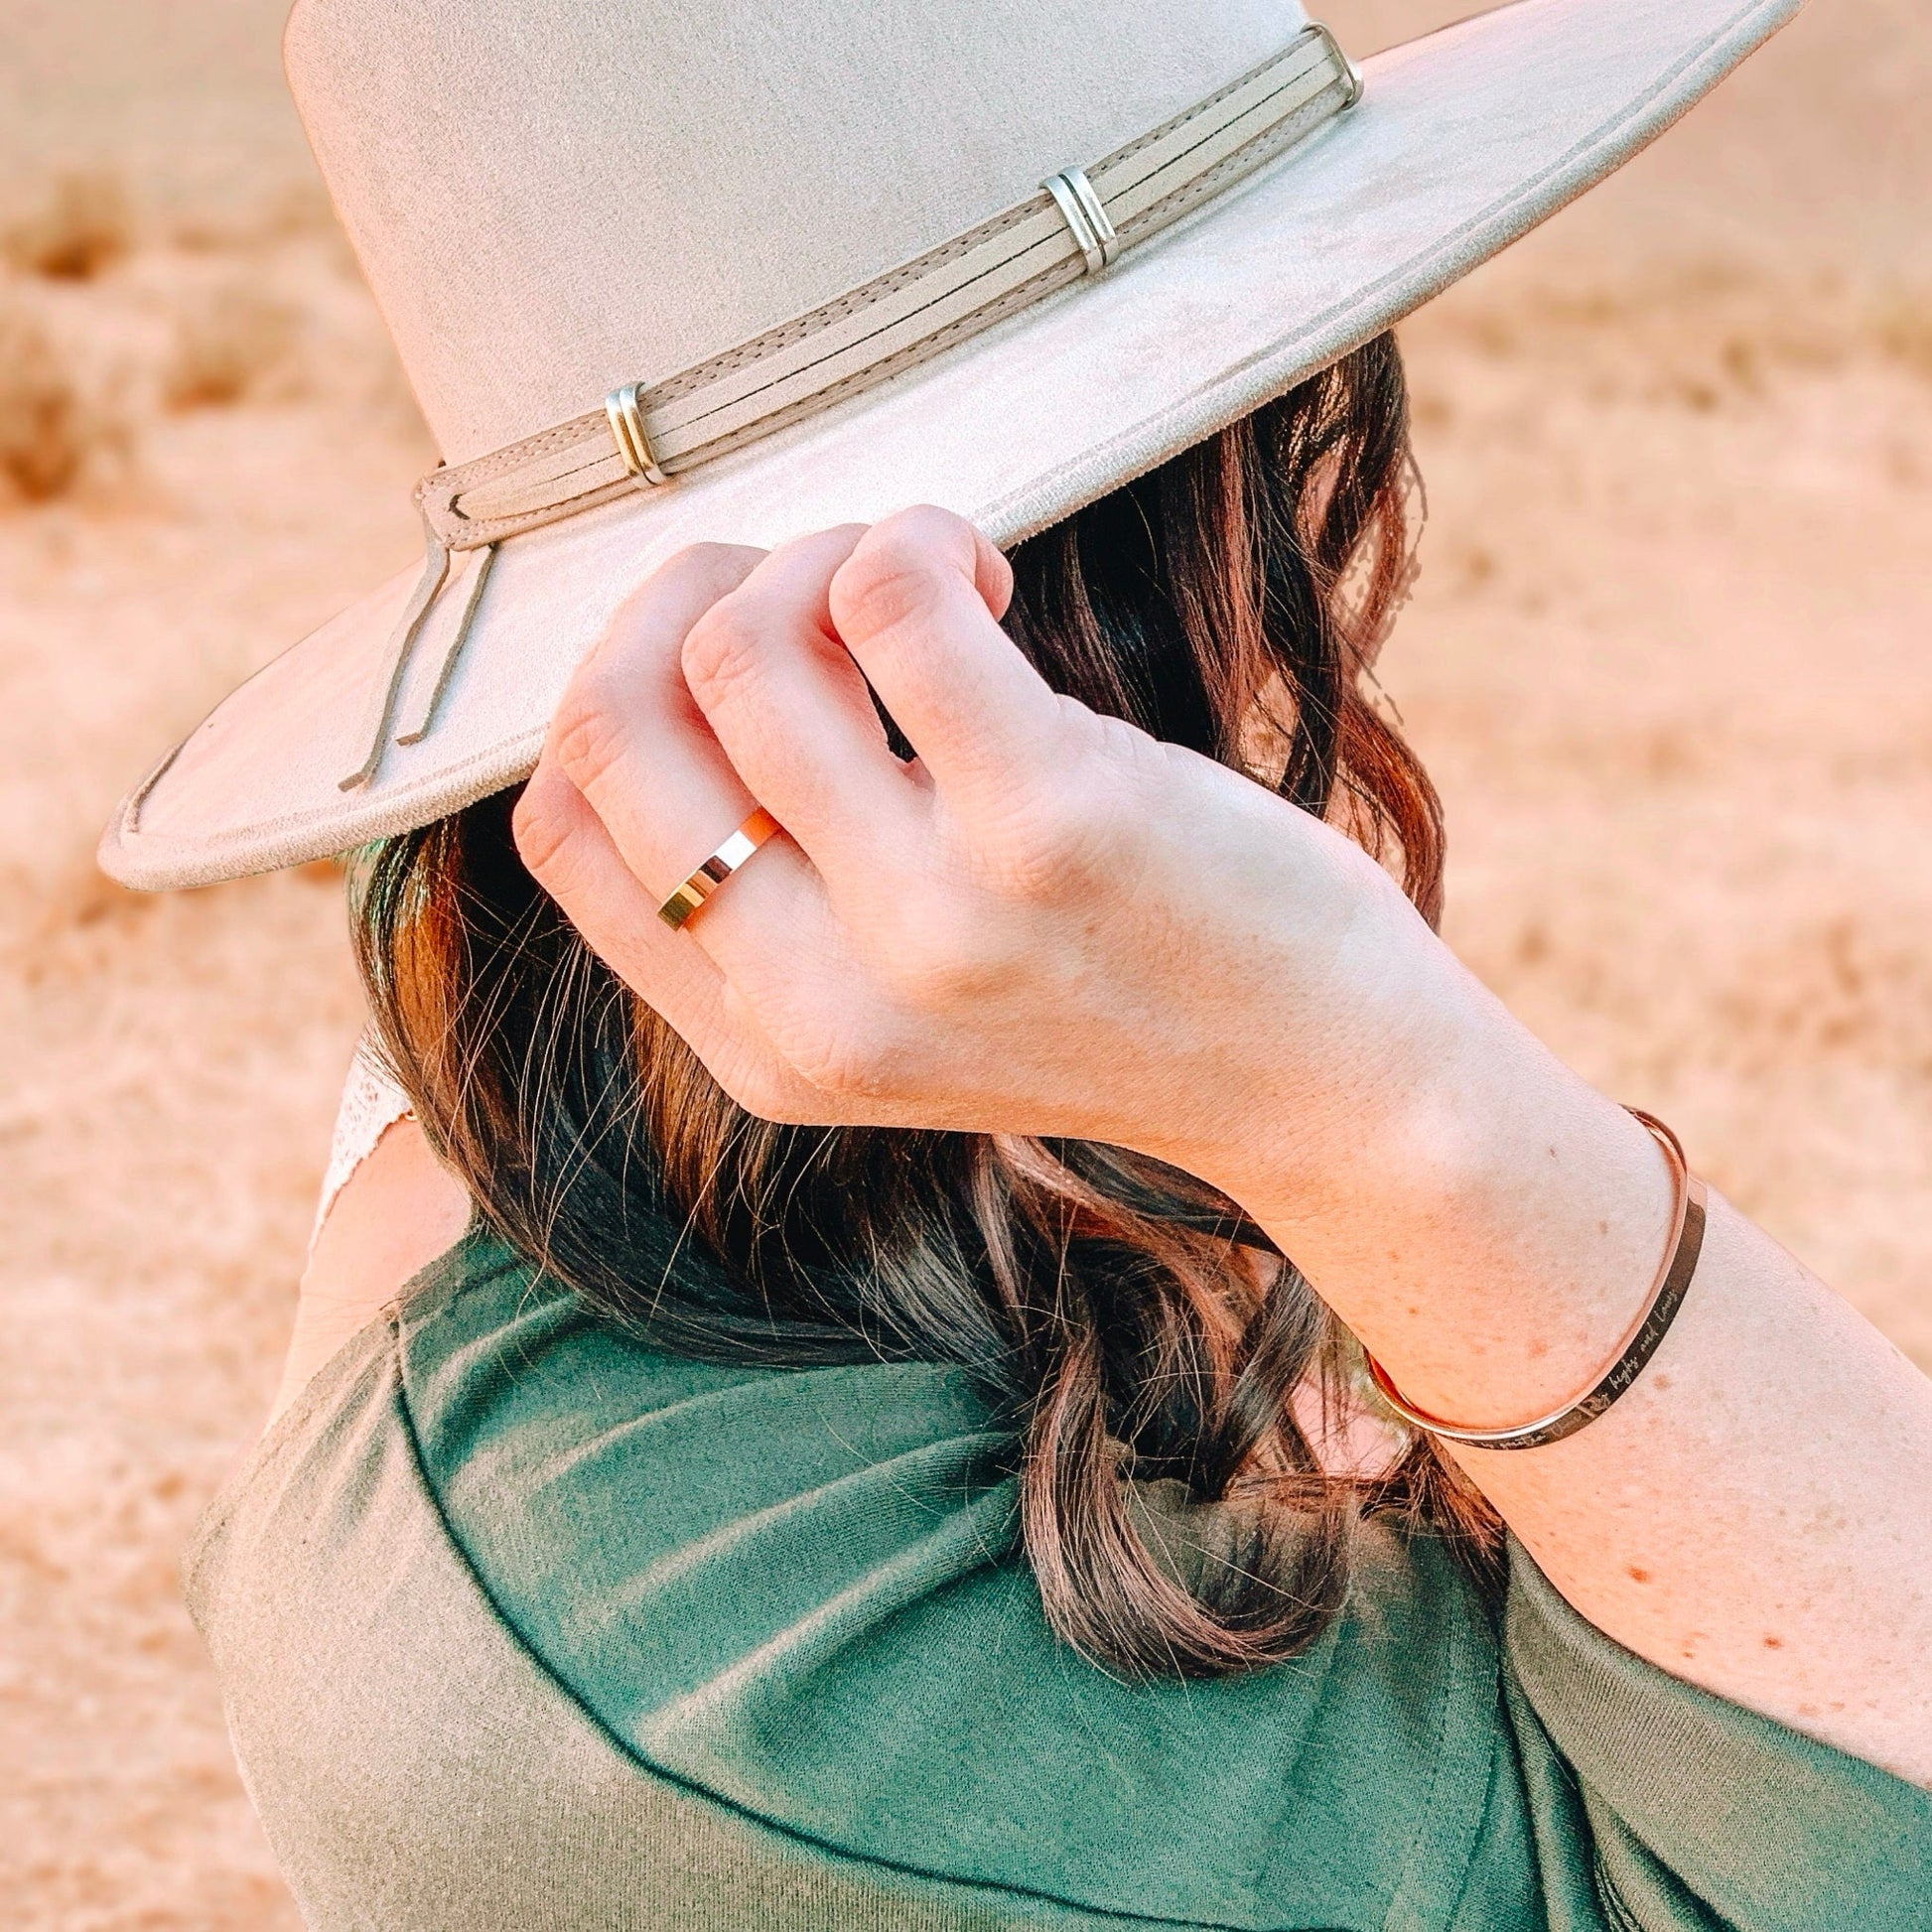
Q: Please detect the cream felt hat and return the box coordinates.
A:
[100,0,1801,891]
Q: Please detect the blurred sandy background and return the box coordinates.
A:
[0,0,1926,1923]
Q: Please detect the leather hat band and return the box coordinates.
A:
[420,24,1360,551]
[341,23,1358,790]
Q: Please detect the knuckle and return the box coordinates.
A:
[593,543,761,668]
[876,903,1002,1010]
[987,770,1121,900]
[877,503,976,552]
[666,539,757,579]
[997,776,1128,903]
[647,540,766,606]
[546,684,628,796]
[679,597,767,707]
[831,516,966,641]
[509,775,576,880]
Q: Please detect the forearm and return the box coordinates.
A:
[1217,959,1932,1784]
[1465,1195,1932,1782]
[521,509,1932,1780]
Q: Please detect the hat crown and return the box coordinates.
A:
[286,0,1308,464]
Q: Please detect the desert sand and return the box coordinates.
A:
[0,1,1927,1924]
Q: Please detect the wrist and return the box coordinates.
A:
[1173,854,1487,1217]
[1191,946,1675,1431]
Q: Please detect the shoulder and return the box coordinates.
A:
[269,1116,472,1429]
[388,1254,1513,1929]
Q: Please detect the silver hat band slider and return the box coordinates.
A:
[1039,167,1119,276]
[607,163,1115,493]
[343,23,1360,789]
[606,382,668,486]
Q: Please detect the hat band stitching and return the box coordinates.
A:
[638,28,1342,411]
[426,23,1355,546]
[424,68,1347,544]
[343,24,1356,789]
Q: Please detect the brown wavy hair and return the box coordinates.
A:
[355,332,1501,1678]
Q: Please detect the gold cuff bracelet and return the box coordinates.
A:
[1364,1107,1708,1451]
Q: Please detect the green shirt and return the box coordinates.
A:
[188,1227,1930,1929]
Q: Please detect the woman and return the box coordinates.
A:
[104,0,1930,1925]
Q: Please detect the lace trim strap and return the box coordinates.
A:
[310,1031,416,1250]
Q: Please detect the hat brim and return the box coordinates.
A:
[102,0,1801,890]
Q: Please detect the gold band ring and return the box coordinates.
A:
[657,807,780,930]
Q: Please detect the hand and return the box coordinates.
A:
[514,510,1932,1782]
[512,507,1466,1202]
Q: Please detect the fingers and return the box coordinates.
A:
[825,506,1063,802]
[677,526,927,867]
[519,753,940,1130]
[511,761,842,1124]
[537,540,914,1105]
[541,540,840,988]
[546,541,783,897]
